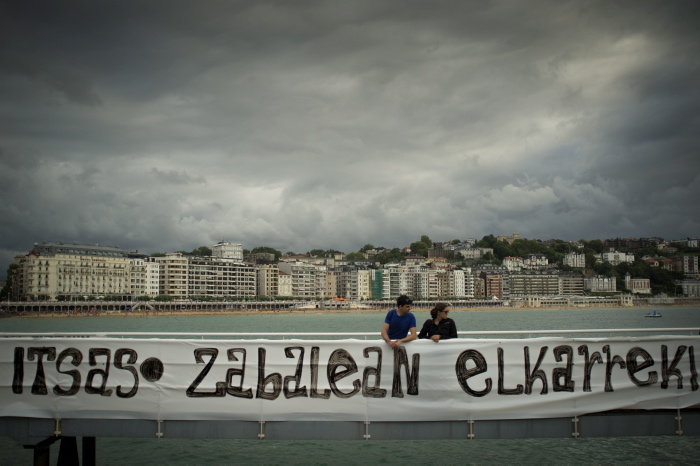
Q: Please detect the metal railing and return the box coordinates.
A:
[1,328,698,339]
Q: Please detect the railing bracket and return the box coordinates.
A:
[468,420,475,439]
[156,420,164,438]
[571,416,580,438]
[363,421,371,440]
[54,418,62,437]
[258,421,266,440]
[675,409,683,436]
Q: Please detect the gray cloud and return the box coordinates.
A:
[1,0,699,278]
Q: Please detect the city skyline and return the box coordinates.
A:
[1,2,699,282]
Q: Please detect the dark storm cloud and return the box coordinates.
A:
[1,0,699,278]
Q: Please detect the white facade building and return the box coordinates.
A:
[584,275,616,292]
[13,242,132,301]
[678,279,700,297]
[277,261,327,298]
[457,248,494,260]
[129,257,147,297]
[450,269,466,297]
[145,258,160,296]
[502,257,524,272]
[523,254,548,270]
[599,249,635,266]
[624,273,652,294]
[212,241,244,261]
[563,252,586,268]
[278,272,292,297]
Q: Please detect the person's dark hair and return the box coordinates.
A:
[430,302,449,319]
[396,295,413,307]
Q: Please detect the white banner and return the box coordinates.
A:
[1,336,698,422]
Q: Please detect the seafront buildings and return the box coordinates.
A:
[8,239,700,301]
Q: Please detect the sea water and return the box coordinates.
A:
[2,307,700,464]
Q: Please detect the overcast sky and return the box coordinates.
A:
[1,0,699,278]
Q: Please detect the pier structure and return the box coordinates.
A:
[1,328,699,465]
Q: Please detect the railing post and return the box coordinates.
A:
[676,408,683,436]
[572,416,580,438]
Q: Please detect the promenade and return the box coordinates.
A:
[2,297,699,319]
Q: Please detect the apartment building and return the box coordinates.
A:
[278,261,327,299]
[674,255,699,277]
[563,252,586,268]
[13,242,132,300]
[457,247,494,260]
[257,264,279,298]
[157,253,189,298]
[502,256,524,272]
[278,272,292,297]
[559,272,584,296]
[599,249,635,266]
[187,257,256,298]
[369,269,383,299]
[145,258,160,296]
[508,271,560,297]
[212,241,244,261]
[449,268,466,298]
[332,266,371,300]
[427,268,450,298]
[128,256,147,297]
[523,254,548,270]
[480,272,504,299]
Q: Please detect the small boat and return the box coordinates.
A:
[645,310,662,318]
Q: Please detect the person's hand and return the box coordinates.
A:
[430,335,440,342]
[389,339,402,348]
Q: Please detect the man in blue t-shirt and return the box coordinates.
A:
[381,295,417,348]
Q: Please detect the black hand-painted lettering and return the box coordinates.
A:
[114,348,139,398]
[578,345,603,392]
[391,346,419,397]
[226,348,253,399]
[85,348,113,396]
[661,345,684,389]
[362,347,386,398]
[186,348,225,397]
[690,346,698,391]
[12,347,24,394]
[327,349,360,398]
[28,347,56,395]
[524,346,549,395]
[497,347,523,395]
[625,346,657,387]
[140,357,164,382]
[256,348,282,400]
[603,345,626,392]
[455,349,491,397]
[283,347,308,399]
[310,346,330,399]
[54,348,82,396]
[553,345,574,392]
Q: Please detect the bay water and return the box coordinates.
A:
[2,307,700,464]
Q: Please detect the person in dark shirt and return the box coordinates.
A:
[381,295,417,348]
[418,302,457,342]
